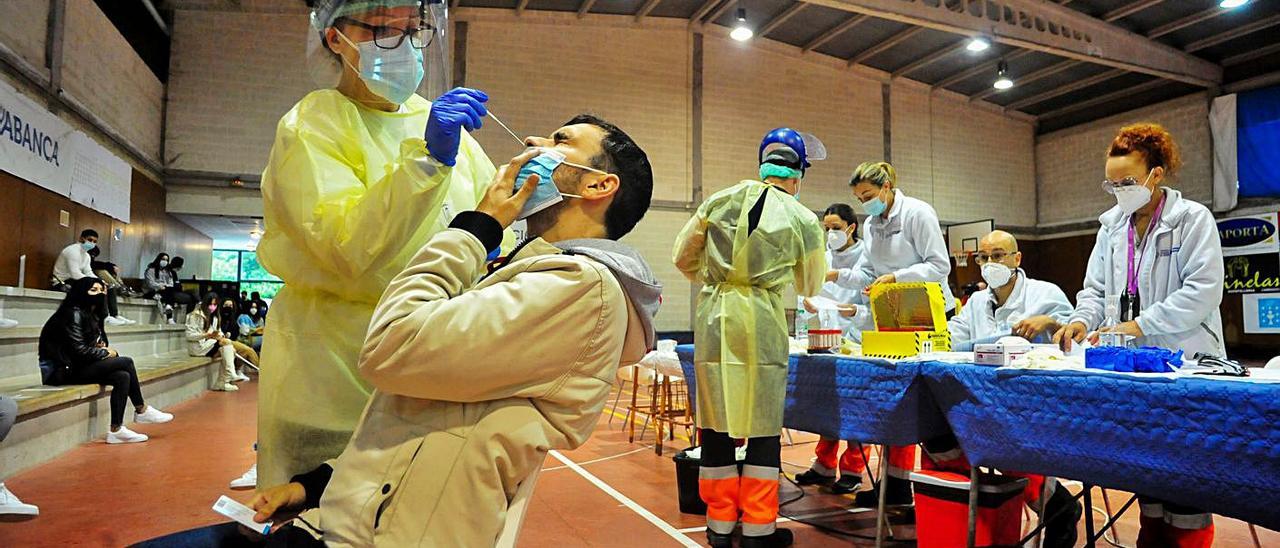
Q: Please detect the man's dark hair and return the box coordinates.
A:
[565,114,652,240]
[80,229,98,239]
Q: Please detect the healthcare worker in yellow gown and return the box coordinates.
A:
[256,0,499,486]
[674,128,826,548]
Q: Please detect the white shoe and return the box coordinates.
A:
[106,426,149,444]
[0,483,38,518]
[0,318,17,329]
[114,316,137,325]
[229,464,257,490]
[212,383,239,392]
[104,316,128,326]
[232,372,251,382]
[135,406,173,424]
[167,317,176,325]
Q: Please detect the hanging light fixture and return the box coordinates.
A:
[730,8,753,41]
[993,59,1014,90]
[1219,0,1249,8]
[966,37,991,52]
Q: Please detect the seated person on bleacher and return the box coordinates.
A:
[52,229,134,326]
[237,302,266,353]
[39,278,173,445]
[187,294,256,391]
[87,246,139,298]
[218,297,260,373]
[135,116,659,547]
[143,253,195,321]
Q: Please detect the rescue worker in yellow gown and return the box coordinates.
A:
[255,0,501,486]
[673,128,827,548]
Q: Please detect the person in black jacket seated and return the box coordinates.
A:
[40,278,175,444]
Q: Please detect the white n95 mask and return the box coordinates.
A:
[981,262,1013,289]
[826,230,849,251]
[1113,184,1152,216]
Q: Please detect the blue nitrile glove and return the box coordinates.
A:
[425,87,489,167]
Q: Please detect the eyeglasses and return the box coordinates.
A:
[335,17,435,49]
[973,252,1015,265]
[1100,169,1154,194]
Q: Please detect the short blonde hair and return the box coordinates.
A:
[850,161,896,188]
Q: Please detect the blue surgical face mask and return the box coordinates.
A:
[513,148,602,221]
[337,30,424,105]
[81,241,96,251]
[861,188,888,216]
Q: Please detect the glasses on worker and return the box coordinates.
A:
[973,252,1015,265]
[1100,169,1153,194]
[336,18,435,49]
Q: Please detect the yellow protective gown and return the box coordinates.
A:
[256,89,496,486]
[673,181,826,439]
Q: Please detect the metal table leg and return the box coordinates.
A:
[966,466,979,548]
[1083,484,1096,548]
[1037,477,1053,548]
[875,445,890,548]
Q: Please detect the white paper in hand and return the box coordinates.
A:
[806,295,842,310]
[213,495,272,536]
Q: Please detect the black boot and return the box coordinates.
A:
[705,528,733,548]
[853,477,914,507]
[1041,482,1081,548]
[793,469,835,486]
[741,528,793,548]
[830,475,862,495]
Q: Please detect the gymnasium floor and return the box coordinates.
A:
[0,380,1275,547]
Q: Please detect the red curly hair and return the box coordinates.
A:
[1107,123,1182,176]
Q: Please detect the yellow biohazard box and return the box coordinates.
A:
[861,282,951,359]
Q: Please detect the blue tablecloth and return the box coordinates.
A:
[676,345,946,445]
[918,361,1280,530]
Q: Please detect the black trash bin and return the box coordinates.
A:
[673,447,707,515]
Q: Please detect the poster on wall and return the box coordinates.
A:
[1242,293,1280,334]
[1224,253,1280,294]
[0,79,131,222]
[1217,212,1279,257]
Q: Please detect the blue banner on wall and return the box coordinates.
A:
[1238,85,1280,198]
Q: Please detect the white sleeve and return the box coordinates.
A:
[1136,211,1225,336]
[892,205,951,284]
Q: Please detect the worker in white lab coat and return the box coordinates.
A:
[948,230,1073,350]
[799,203,868,343]
[1054,123,1222,548]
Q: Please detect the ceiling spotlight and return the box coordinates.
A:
[1219,0,1249,8]
[966,37,991,52]
[730,8,753,42]
[993,60,1014,90]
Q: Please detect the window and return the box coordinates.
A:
[211,249,283,300]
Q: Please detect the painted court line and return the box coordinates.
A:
[542,445,653,472]
[548,450,701,547]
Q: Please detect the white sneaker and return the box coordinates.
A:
[114,315,137,325]
[106,426,149,444]
[212,383,239,392]
[167,317,176,325]
[0,318,17,329]
[0,483,38,518]
[135,406,173,424]
[232,372,251,382]
[104,316,128,326]
[229,464,257,490]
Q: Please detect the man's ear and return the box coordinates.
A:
[583,174,620,200]
[1013,251,1023,269]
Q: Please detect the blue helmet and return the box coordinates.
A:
[759,128,810,170]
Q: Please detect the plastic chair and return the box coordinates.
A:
[494,464,543,548]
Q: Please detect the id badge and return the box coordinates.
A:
[1120,292,1140,322]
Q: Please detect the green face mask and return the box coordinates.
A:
[759,163,802,182]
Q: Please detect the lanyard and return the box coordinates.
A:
[1126,193,1166,296]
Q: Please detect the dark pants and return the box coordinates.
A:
[0,395,16,442]
[700,429,780,468]
[59,356,144,426]
[106,287,121,317]
[131,523,323,548]
[700,429,783,537]
[147,288,195,313]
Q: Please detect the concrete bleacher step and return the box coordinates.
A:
[0,286,222,481]
[2,286,165,326]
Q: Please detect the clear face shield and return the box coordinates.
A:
[306,0,451,103]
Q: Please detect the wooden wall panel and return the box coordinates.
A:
[1,168,212,289]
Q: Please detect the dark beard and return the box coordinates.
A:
[525,200,567,238]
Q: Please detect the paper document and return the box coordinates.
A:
[805,296,844,310]
[212,495,272,536]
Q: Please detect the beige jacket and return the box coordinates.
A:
[316,228,657,547]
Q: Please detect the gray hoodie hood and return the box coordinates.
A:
[554,238,662,350]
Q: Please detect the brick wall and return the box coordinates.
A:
[59,0,164,160]
[0,0,48,69]
[165,6,312,175]
[1036,92,1213,227]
